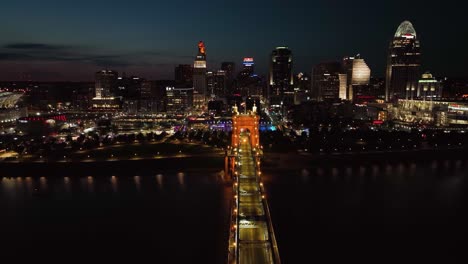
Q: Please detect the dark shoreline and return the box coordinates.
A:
[2,147,467,177]
[0,156,225,177]
[263,147,468,169]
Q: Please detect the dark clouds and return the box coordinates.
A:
[0,42,132,68]
[0,42,190,81]
[4,43,69,50]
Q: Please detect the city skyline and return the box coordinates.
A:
[0,0,466,81]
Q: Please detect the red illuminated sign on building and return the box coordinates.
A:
[373,120,384,125]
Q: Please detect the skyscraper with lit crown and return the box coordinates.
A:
[193,41,207,104]
[386,20,421,101]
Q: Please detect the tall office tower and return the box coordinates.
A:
[386,20,421,101]
[207,70,227,98]
[342,55,371,100]
[221,62,235,94]
[237,57,256,92]
[239,57,254,78]
[311,62,342,101]
[269,47,293,99]
[175,64,193,86]
[95,70,118,98]
[193,41,207,101]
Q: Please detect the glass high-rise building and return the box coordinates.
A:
[385,20,421,101]
[269,47,293,99]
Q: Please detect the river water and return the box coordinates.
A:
[1,158,468,263]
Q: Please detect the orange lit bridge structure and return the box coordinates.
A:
[225,105,281,264]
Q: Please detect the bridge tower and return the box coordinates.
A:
[225,103,280,263]
[225,104,261,179]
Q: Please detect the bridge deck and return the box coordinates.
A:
[233,133,278,264]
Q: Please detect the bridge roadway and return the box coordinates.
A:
[229,132,280,264]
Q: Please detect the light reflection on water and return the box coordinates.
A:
[0,160,466,263]
[39,176,47,191]
[300,169,309,183]
[0,171,203,196]
[177,172,185,190]
[87,176,94,193]
[156,174,163,189]
[25,177,33,193]
[0,171,229,264]
[64,176,71,193]
[111,176,118,193]
[134,176,141,192]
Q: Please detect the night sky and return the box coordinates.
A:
[0,0,466,81]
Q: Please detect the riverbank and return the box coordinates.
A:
[263,147,468,169]
[0,156,225,177]
[3,145,467,177]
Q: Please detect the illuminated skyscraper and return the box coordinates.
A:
[95,70,118,98]
[386,20,421,101]
[342,55,371,100]
[269,47,293,99]
[239,57,254,78]
[193,41,207,101]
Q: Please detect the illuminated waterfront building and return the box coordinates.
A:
[0,92,27,126]
[418,72,442,99]
[386,21,421,101]
[394,99,468,127]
